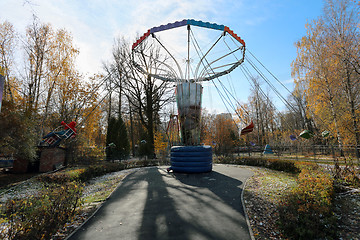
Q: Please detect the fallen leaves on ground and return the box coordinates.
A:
[243,167,297,240]
[243,166,360,240]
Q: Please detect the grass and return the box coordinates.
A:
[244,162,359,240]
[83,191,112,203]
[82,174,126,204]
[243,167,297,239]
[252,168,297,202]
[243,152,357,166]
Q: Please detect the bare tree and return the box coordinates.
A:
[106,36,174,157]
[23,16,54,115]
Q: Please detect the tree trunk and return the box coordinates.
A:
[129,100,135,157]
[325,78,344,153]
[108,90,112,123]
[118,71,122,117]
[344,68,360,159]
[145,75,155,158]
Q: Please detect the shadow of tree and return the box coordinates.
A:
[138,166,251,240]
[68,165,252,240]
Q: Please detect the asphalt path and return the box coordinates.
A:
[67,164,254,240]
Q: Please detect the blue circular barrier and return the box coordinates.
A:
[169,145,212,173]
[170,160,212,167]
[170,165,212,173]
[171,146,212,152]
[171,156,211,162]
[171,151,212,157]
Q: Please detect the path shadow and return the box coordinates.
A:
[68,166,252,240]
[137,166,251,240]
[173,170,246,215]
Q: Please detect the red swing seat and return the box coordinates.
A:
[240,121,254,136]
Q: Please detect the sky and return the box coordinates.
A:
[0,0,325,114]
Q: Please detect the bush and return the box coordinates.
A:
[267,159,299,173]
[332,160,360,188]
[214,156,300,173]
[0,182,83,240]
[278,163,336,239]
[36,168,85,184]
[78,162,126,182]
[0,158,171,239]
[37,159,171,184]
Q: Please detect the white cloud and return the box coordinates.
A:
[1,0,234,76]
[282,78,295,85]
[0,0,296,96]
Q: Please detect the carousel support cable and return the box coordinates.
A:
[152,34,184,80]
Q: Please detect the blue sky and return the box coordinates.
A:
[0,0,325,113]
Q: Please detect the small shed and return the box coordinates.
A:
[38,146,66,172]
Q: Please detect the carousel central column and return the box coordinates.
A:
[169,81,213,173]
[176,82,202,145]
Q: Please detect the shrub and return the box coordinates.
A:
[214,156,300,173]
[37,159,171,184]
[0,182,83,240]
[78,162,126,182]
[278,163,336,239]
[36,168,85,184]
[332,160,360,188]
[267,159,299,173]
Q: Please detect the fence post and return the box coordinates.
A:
[313,145,316,161]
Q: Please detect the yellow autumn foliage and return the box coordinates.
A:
[154,131,168,158]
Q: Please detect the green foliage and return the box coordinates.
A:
[278,162,336,239]
[267,159,299,173]
[77,159,169,182]
[0,182,83,240]
[0,158,170,239]
[36,168,85,183]
[0,100,37,161]
[37,159,171,185]
[214,156,300,173]
[106,116,130,160]
[138,139,153,158]
[78,163,125,182]
[36,164,126,184]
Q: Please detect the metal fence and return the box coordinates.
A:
[231,145,360,166]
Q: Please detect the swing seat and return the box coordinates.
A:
[42,125,75,147]
[45,135,59,145]
[290,134,297,141]
[63,128,75,139]
[299,130,313,139]
[240,121,254,136]
[322,131,330,138]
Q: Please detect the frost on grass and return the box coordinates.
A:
[243,167,297,240]
[0,178,43,203]
[0,168,139,240]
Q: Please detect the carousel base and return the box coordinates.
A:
[169,145,212,173]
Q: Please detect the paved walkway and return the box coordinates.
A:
[67,164,253,240]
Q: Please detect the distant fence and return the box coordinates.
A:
[230,145,360,165]
[65,144,360,167]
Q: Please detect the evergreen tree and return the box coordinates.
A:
[106,115,130,160]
